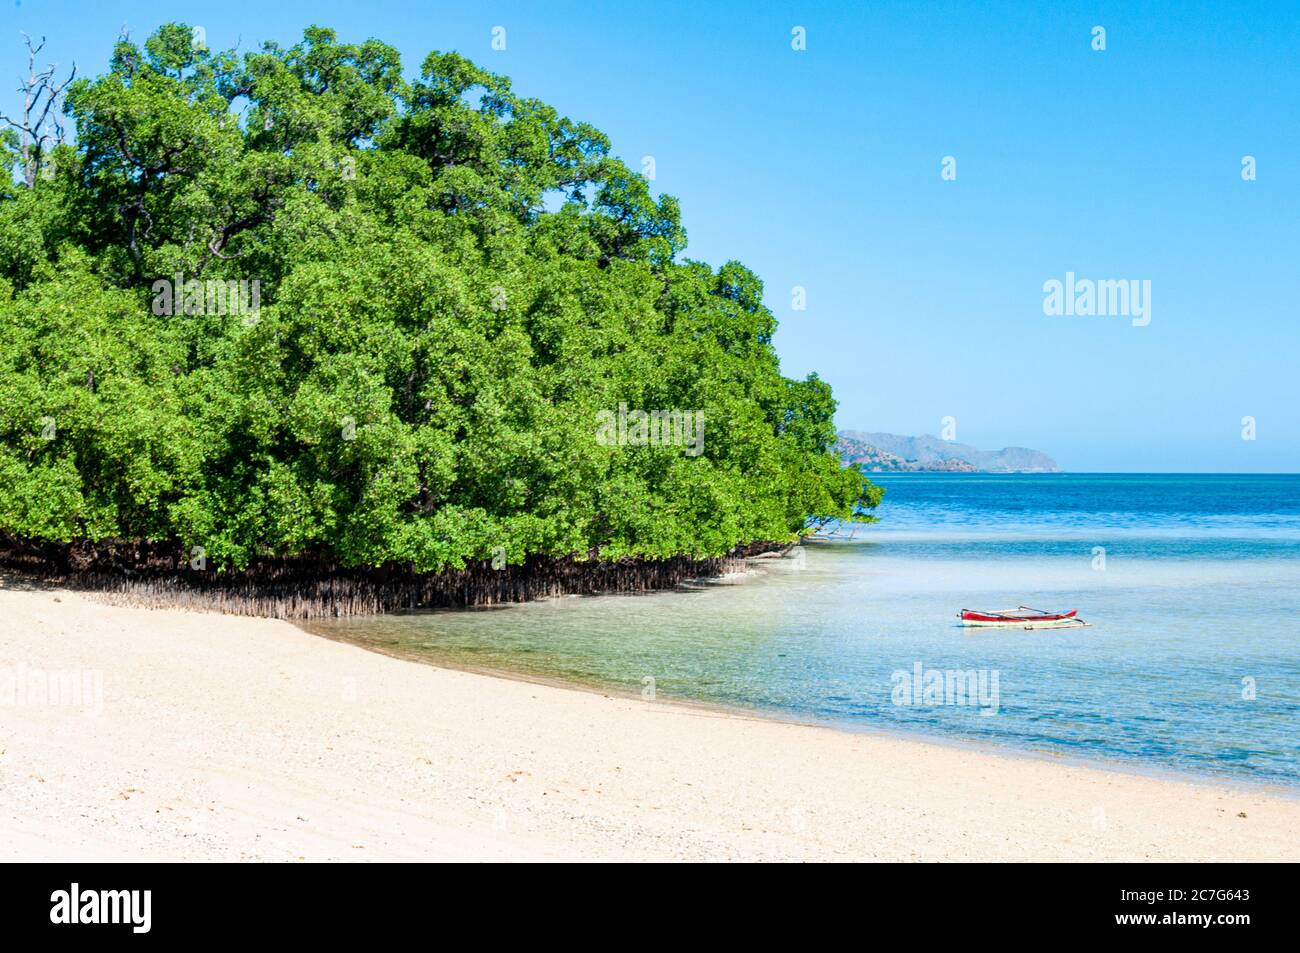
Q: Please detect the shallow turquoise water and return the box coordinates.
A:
[310,474,1300,787]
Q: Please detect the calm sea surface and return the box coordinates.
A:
[309,474,1300,787]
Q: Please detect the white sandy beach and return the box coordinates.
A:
[1,579,1296,862]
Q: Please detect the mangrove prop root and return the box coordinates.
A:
[0,536,786,619]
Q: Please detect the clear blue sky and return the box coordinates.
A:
[4,1,1297,471]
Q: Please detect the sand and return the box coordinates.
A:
[1,580,1296,862]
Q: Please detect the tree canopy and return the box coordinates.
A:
[0,24,880,574]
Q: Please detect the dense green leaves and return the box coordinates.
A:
[0,24,878,572]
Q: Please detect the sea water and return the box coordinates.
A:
[309,474,1300,788]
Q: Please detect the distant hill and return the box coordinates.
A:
[838,431,1060,473]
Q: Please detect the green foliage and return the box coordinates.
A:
[0,24,879,571]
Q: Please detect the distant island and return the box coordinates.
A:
[838,431,1060,473]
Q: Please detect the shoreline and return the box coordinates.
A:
[4,580,1298,861]
[304,619,1300,803]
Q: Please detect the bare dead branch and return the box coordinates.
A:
[3,35,76,185]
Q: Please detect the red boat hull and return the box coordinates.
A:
[960,609,1077,623]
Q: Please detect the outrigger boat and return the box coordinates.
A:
[959,606,1088,629]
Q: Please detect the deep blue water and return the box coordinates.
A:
[310,474,1300,788]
